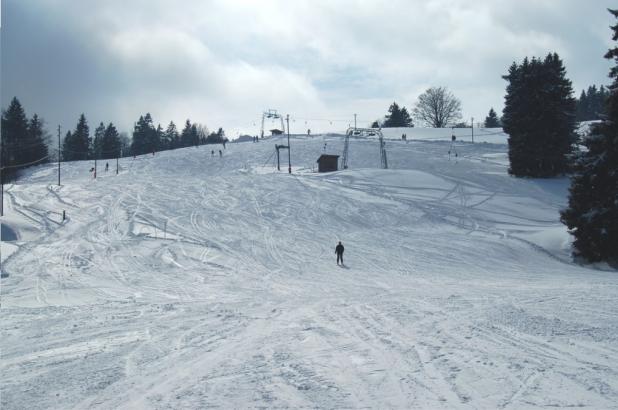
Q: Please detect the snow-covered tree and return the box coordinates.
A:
[561,9,618,263]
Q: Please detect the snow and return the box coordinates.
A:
[2,133,618,409]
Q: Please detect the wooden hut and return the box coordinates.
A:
[316,154,340,172]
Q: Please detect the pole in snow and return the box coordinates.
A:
[286,114,291,174]
[471,117,474,143]
[58,125,61,186]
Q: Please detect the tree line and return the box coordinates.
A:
[372,86,604,130]
[1,101,228,182]
[1,97,49,183]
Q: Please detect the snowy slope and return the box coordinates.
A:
[1,134,617,409]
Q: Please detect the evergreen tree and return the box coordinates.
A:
[131,115,150,156]
[155,124,164,151]
[382,102,413,127]
[575,85,609,121]
[27,114,49,165]
[190,123,199,146]
[100,123,121,159]
[370,120,380,128]
[144,113,159,153]
[93,122,106,159]
[205,127,226,144]
[561,9,618,263]
[180,119,193,147]
[576,90,589,121]
[502,53,576,177]
[62,114,90,161]
[62,131,74,161]
[484,108,501,128]
[401,107,413,127]
[164,121,179,149]
[1,97,31,181]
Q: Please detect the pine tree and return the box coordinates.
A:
[561,8,618,263]
[27,114,49,165]
[62,131,74,161]
[575,85,609,121]
[131,115,150,156]
[101,123,121,159]
[502,53,576,177]
[401,107,413,127]
[180,119,193,147]
[155,124,164,151]
[63,114,90,161]
[484,108,501,128]
[190,123,199,146]
[144,113,159,153]
[93,122,106,159]
[164,121,179,149]
[382,102,413,127]
[576,90,589,121]
[1,97,31,181]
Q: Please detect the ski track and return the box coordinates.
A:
[2,136,618,409]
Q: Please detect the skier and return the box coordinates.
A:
[105,162,109,172]
[219,150,222,157]
[211,150,214,157]
[335,241,344,266]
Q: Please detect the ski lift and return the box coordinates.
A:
[260,109,285,138]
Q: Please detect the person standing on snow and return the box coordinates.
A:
[335,241,344,266]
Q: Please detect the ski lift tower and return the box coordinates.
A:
[260,109,285,138]
[342,127,388,170]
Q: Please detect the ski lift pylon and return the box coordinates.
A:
[260,109,285,138]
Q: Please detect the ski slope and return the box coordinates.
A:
[2,132,618,409]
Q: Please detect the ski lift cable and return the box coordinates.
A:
[0,154,52,170]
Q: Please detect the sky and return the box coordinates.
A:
[1,0,616,138]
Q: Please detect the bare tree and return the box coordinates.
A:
[412,86,462,128]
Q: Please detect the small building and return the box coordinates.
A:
[316,154,340,172]
[270,129,283,136]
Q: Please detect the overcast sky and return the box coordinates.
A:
[1,0,616,137]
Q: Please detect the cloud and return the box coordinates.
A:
[2,0,615,136]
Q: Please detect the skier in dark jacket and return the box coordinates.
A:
[335,241,344,266]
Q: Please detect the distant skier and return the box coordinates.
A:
[219,150,222,157]
[105,162,109,172]
[211,150,214,157]
[335,241,344,266]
